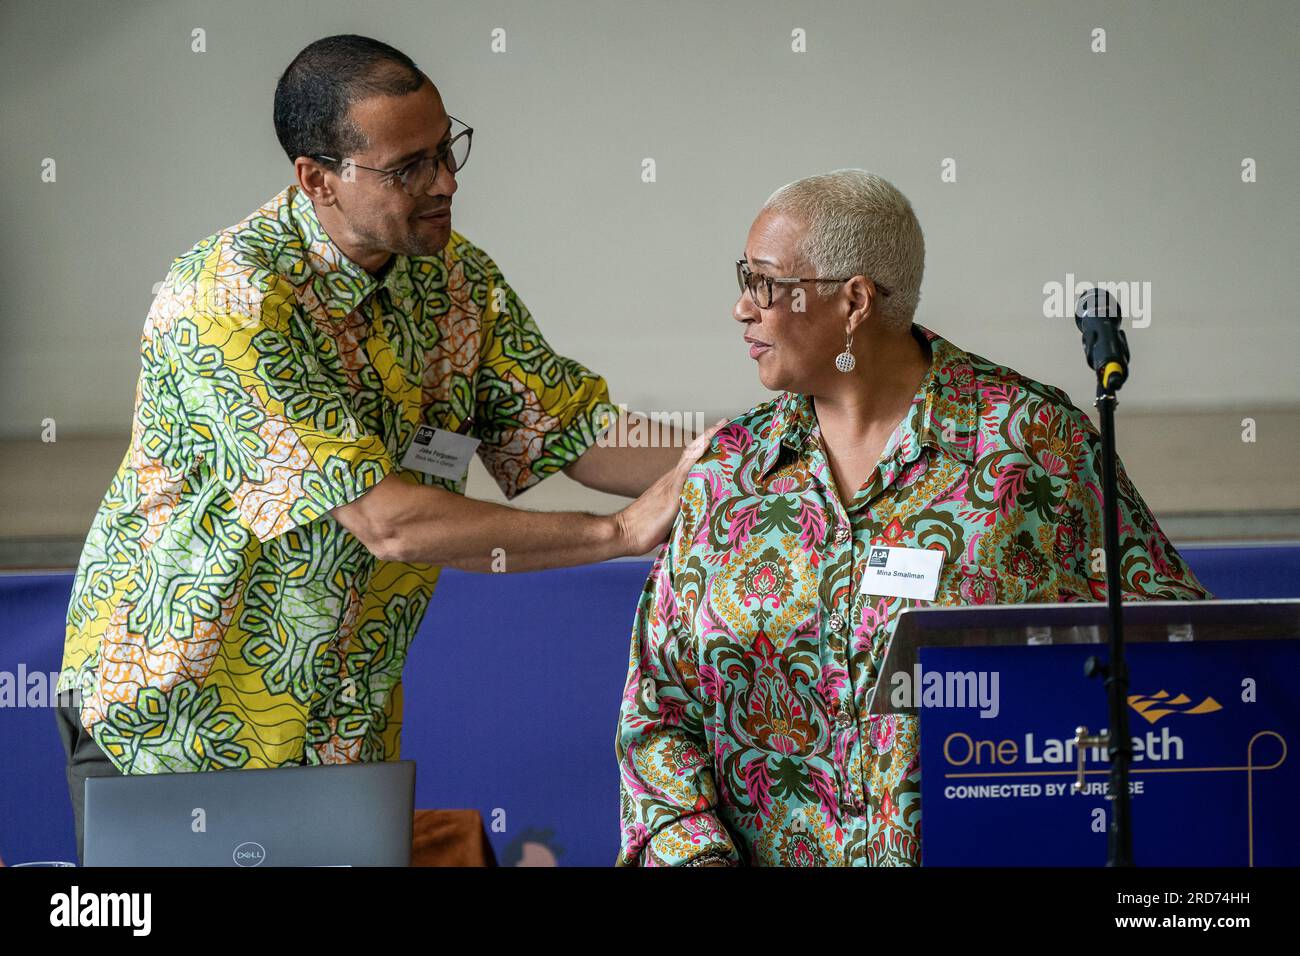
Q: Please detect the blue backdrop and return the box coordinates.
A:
[2,544,1297,866]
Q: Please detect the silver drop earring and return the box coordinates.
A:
[834,332,856,373]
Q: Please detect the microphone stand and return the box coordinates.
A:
[1094,377,1134,867]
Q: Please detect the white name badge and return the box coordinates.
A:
[858,545,945,601]
[400,425,481,482]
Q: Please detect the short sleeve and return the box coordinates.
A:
[1051,407,1213,602]
[158,269,394,543]
[472,263,620,499]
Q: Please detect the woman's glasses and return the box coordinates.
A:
[736,257,891,309]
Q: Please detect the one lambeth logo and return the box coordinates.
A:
[868,547,890,568]
[233,842,266,867]
[1128,689,1222,724]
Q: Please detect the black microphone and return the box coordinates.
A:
[1074,288,1130,392]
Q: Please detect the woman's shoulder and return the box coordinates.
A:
[696,395,786,466]
[674,396,788,515]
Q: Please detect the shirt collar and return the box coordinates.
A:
[758,322,979,479]
[288,184,411,320]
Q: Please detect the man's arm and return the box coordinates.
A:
[469,247,718,501]
[564,410,716,498]
[331,422,723,570]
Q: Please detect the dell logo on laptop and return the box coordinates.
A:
[233,842,266,867]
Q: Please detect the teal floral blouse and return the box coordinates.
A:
[616,323,1212,866]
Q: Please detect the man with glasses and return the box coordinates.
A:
[56,33,719,862]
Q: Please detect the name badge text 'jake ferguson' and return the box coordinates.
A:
[400,425,481,482]
[859,546,944,600]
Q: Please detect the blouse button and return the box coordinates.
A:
[828,612,846,632]
[834,525,851,545]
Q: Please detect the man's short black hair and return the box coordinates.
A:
[274,35,428,169]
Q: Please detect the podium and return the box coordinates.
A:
[872,599,1300,866]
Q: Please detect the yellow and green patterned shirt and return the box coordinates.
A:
[59,184,618,774]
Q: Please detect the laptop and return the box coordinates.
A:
[84,760,416,867]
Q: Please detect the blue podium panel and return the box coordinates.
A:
[919,640,1298,866]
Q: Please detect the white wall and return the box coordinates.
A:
[3,0,1297,440]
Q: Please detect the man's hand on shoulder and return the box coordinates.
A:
[613,420,726,556]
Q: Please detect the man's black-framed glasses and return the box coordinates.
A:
[314,115,473,196]
[736,257,891,309]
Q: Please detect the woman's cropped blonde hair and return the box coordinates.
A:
[764,169,925,329]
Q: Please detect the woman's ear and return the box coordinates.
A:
[843,275,877,335]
